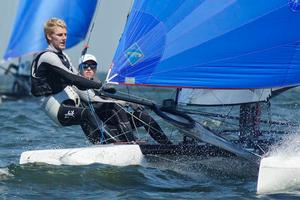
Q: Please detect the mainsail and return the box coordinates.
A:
[103,0,300,165]
[3,0,98,60]
[107,0,300,89]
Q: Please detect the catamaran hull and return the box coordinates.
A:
[257,156,300,194]
[20,144,145,166]
[20,143,236,166]
[26,144,300,194]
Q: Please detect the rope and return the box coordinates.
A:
[80,0,102,58]
[86,90,105,143]
[79,1,107,143]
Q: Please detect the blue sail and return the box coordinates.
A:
[108,0,300,89]
[3,0,98,60]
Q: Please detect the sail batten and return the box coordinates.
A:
[108,0,300,89]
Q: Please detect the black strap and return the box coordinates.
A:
[31,51,48,77]
[56,51,72,72]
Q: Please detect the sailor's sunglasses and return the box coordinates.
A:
[81,63,97,70]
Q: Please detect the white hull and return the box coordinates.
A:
[20,144,145,166]
[257,156,300,194]
[20,144,300,194]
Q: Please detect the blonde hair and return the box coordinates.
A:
[44,18,67,44]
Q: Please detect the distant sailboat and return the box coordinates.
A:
[1,0,98,98]
[4,0,98,60]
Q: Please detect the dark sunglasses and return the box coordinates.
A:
[81,63,97,70]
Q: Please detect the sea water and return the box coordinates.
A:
[1,88,300,199]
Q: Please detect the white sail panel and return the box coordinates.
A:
[178,89,271,105]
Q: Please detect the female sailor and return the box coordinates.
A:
[77,53,172,145]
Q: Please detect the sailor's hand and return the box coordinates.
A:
[94,88,102,95]
[102,85,116,94]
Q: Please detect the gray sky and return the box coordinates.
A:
[0,0,132,72]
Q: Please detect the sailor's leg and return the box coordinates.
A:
[57,105,118,144]
[57,105,83,125]
[96,103,135,142]
[80,121,117,144]
[110,105,135,142]
[131,111,172,145]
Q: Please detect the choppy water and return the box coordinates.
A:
[1,88,300,199]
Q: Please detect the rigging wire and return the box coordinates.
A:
[80,0,101,57]
[86,90,104,143]
[113,102,169,143]
[128,0,134,17]
[180,107,297,127]
[86,90,119,143]
[78,0,114,144]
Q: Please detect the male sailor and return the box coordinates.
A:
[30,18,112,144]
[77,53,172,145]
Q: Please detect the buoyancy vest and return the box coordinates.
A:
[31,50,72,97]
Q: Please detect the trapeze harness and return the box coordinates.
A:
[31,49,115,144]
